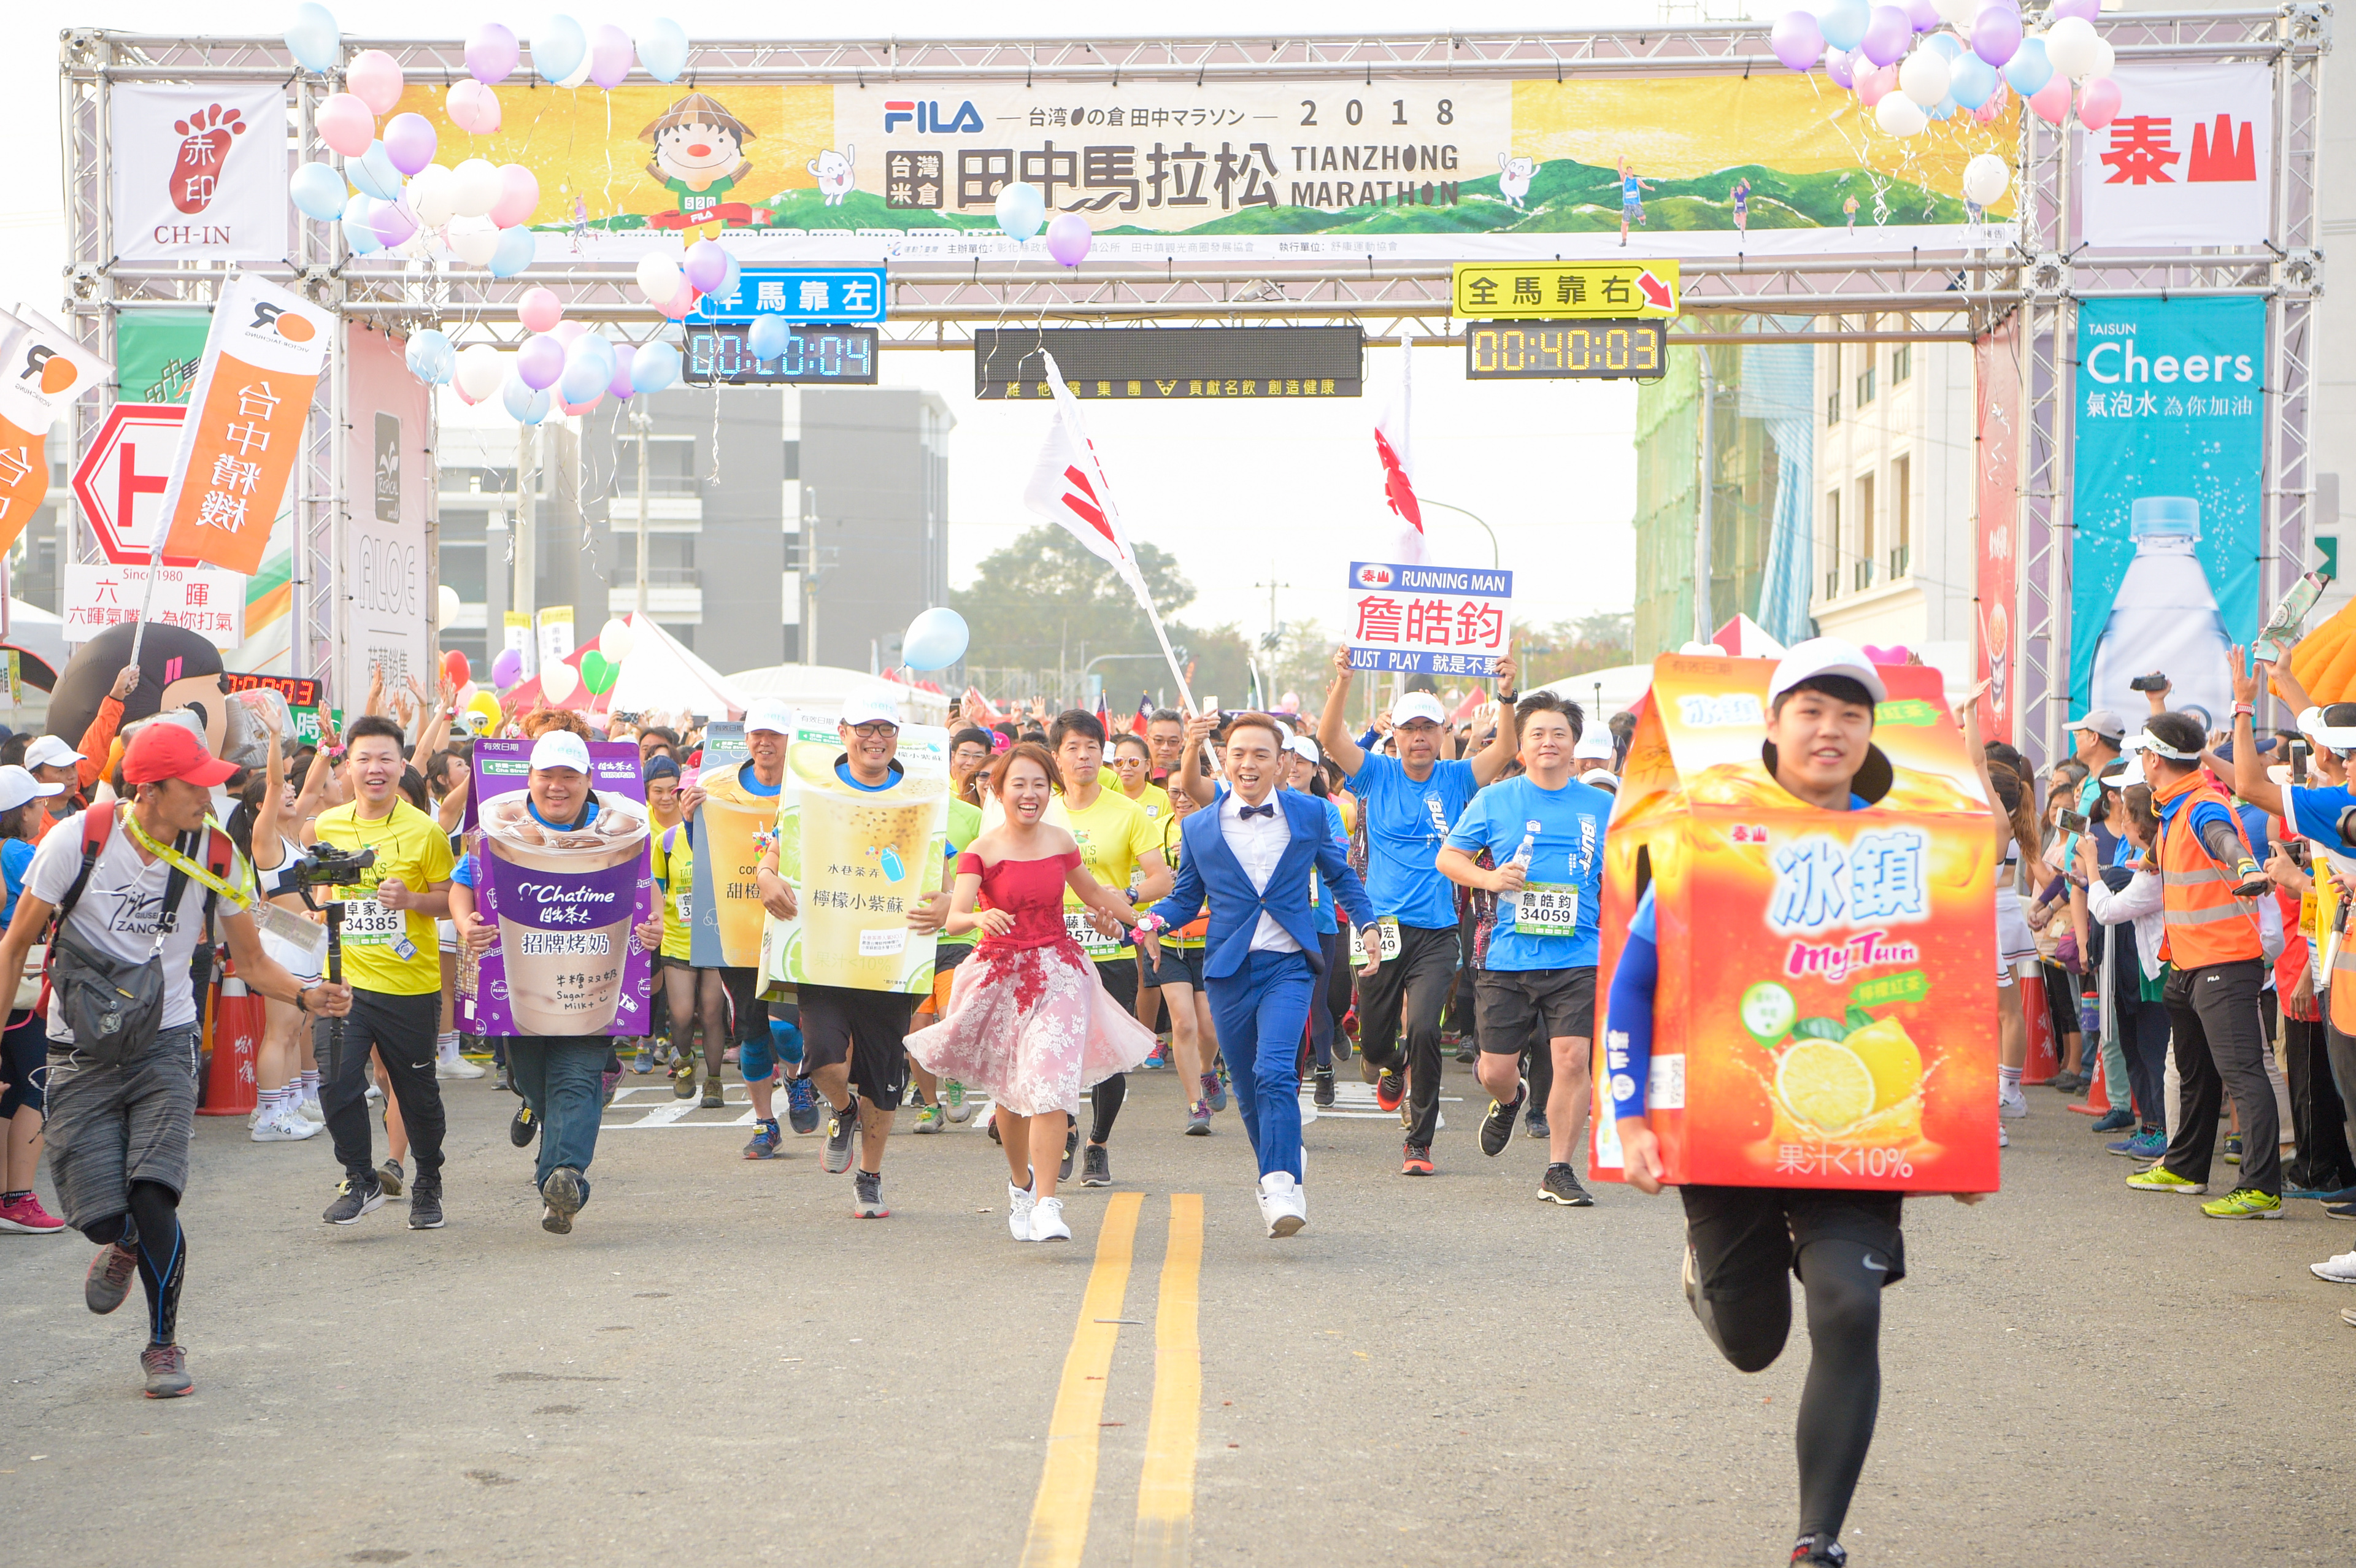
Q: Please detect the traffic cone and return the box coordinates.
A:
[2067,1050,2112,1116]
[198,977,261,1117]
[2021,968,2060,1084]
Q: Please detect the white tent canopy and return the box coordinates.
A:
[605,612,752,720]
[725,664,953,728]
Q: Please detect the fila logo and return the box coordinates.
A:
[883,99,983,135]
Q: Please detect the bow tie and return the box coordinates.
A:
[1238,802,1277,819]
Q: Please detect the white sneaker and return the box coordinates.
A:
[298,1097,325,1123]
[366,1083,383,1104]
[1007,1182,1037,1241]
[252,1109,318,1143]
[1029,1196,1071,1243]
[1259,1171,1306,1238]
[1298,1088,1319,1124]
[2312,1249,2356,1285]
[436,1041,485,1079]
[1998,1083,2029,1118]
[1999,1123,2010,1148]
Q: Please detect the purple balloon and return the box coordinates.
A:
[1859,5,1912,66]
[1044,212,1093,267]
[382,113,437,178]
[516,333,565,391]
[682,238,729,293]
[369,198,417,248]
[606,342,637,400]
[1904,0,1940,30]
[466,23,518,85]
[1769,8,1825,72]
[2049,0,2100,20]
[588,23,633,90]
[1824,47,1857,89]
[1972,4,2023,67]
[491,647,523,688]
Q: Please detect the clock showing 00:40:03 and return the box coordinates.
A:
[1464,320,1665,380]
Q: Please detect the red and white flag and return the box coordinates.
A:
[1373,352,1428,566]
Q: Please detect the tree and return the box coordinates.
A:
[1520,610,1634,688]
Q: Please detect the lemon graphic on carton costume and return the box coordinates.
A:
[1841,1015,1925,1115]
[1776,1040,1878,1134]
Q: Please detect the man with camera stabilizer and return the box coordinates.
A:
[0,723,352,1398]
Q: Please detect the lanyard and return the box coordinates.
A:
[118,807,250,912]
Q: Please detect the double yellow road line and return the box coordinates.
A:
[1020,1193,1205,1568]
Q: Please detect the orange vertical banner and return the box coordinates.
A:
[0,307,110,555]
[156,272,329,576]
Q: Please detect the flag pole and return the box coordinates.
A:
[128,531,167,671]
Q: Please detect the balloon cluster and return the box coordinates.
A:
[631,238,740,321]
[991,181,1095,266]
[412,290,679,421]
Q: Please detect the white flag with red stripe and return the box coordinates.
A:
[1373,353,1428,566]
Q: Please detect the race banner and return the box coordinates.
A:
[63,563,244,648]
[460,739,657,1038]
[763,713,950,995]
[110,83,291,264]
[342,326,432,700]
[2080,63,2270,249]
[1973,317,2023,747]
[0,309,110,554]
[388,73,2015,264]
[157,272,330,575]
[1344,561,1514,677]
[687,721,766,969]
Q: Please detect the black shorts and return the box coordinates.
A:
[719,966,770,1045]
[1680,1185,1907,1293]
[1138,943,1206,990]
[655,952,696,972]
[1095,956,1140,1011]
[1474,966,1596,1048]
[934,940,976,977]
[0,1010,47,1118]
[799,984,919,1107]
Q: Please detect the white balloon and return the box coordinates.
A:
[2042,15,2099,79]
[634,252,682,303]
[457,341,507,401]
[447,217,502,266]
[2084,36,2115,80]
[407,164,458,229]
[437,583,463,625]
[1961,152,2011,205]
[1932,0,1976,23]
[1898,46,1952,106]
[450,158,503,220]
[598,616,636,661]
[542,661,582,702]
[1876,91,1931,136]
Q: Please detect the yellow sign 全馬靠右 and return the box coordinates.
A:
[1451,260,1680,320]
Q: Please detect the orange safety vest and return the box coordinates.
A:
[2152,774,2262,969]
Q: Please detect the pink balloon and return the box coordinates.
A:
[454,379,478,406]
[560,393,603,416]
[517,286,563,334]
[382,112,437,177]
[516,333,565,390]
[447,79,501,135]
[658,279,696,321]
[316,93,374,158]
[551,320,588,345]
[347,49,405,115]
[606,343,637,400]
[1857,63,1900,106]
[2030,75,2073,125]
[2077,75,2121,130]
[682,238,729,293]
[1044,212,1093,267]
[489,164,539,228]
[588,24,633,90]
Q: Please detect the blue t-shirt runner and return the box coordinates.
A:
[1347,751,1478,931]
[1444,774,1611,971]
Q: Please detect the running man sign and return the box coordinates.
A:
[1344,561,1514,677]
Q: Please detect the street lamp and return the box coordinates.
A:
[1416,498,1499,568]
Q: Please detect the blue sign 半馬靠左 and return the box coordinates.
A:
[1344,561,1515,677]
[691,267,887,326]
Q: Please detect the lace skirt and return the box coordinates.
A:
[904,939,1158,1116]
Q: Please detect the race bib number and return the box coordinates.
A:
[1064,909,1122,956]
[1347,917,1403,963]
[676,890,691,924]
[340,896,403,946]
[1505,883,1580,938]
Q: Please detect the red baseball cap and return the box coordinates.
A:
[122,722,240,787]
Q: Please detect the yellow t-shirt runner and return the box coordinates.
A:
[1062,786,1161,963]
[1126,782,1174,824]
[650,821,695,962]
[311,798,456,995]
[1156,813,1208,951]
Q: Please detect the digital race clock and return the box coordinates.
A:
[682,325,880,385]
[1463,320,1666,380]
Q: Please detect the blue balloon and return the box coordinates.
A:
[285,2,341,72]
[502,373,552,424]
[901,606,970,671]
[995,180,1046,242]
[1817,0,1871,52]
[340,193,383,255]
[631,340,681,394]
[1928,94,1957,120]
[406,329,455,385]
[290,160,348,221]
[487,225,536,277]
[636,18,688,83]
[718,248,742,303]
[2002,36,2054,96]
[746,314,793,360]
[532,15,586,83]
[1926,30,1965,58]
[347,140,402,201]
[558,355,608,404]
[1947,52,1997,109]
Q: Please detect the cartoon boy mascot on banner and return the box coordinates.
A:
[640,93,773,232]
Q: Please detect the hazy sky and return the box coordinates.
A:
[13,1,1660,642]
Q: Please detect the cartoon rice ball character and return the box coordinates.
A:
[641,92,772,231]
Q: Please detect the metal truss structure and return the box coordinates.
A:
[56,12,2325,717]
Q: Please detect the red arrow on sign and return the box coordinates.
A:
[71,402,201,566]
[1636,270,1675,312]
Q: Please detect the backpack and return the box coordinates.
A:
[45,809,235,1065]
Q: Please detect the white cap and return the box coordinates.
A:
[1580,766,1619,788]
[1392,693,1448,727]
[23,734,85,771]
[1285,735,1320,765]
[838,691,901,729]
[744,698,793,736]
[0,763,64,814]
[1572,729,1614,760]
[528,731,593,774]
[1766,637,1889,706]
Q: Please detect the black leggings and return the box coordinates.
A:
[1089,1074,1125,1145]
[1694,1237,1884,1545]
[81,1179,185,1347]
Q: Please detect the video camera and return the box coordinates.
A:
[283,843,376,912]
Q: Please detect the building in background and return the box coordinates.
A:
[794,388,953,671]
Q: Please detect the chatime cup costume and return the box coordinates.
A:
[479,793,653,1034]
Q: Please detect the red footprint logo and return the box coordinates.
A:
[169,104,245,215]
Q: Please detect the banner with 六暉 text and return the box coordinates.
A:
[1344,561,1514,677]
[2079,63,2270,250]
[2068,296,2265,729]
[1973,316,2022,748]
[63,563,245,648]
[157,273,330,576]
[341,325,432,703]
[383,72,2015,264]
[0,308,110,555]
[109,84,291,264]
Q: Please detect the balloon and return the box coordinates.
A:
[341,202,383,256]
[1928,94,1957,120]
[437,585,463,626]
[1899,47,1952,106]
[516,334,565,390]
[901,607,970,671]
[448,158,501,220]
[717,248,742,306]
[541,661,581,703]
[405,328,455,385]
[1931,0,1974,23]
[2043,15,2098,77]
[1044,212,1093,266]
[1972,3,2022,67]
[467,23,518,85]
[518,286,563,334]
[531,15,586,84]
[1948,52,1998,110]
[2050,0,2100,20]
[631,341,681,394]
[1973,80,2012,121]
[1858,6,1911,66]
[994,181,1045,242]
[566,331,615,379]
[606,343,637,399]
[290,161,348,220]
[580,650,615,694]
[447,80,501,136]
[683,237,730,293]
[588,24,633,89]
[635,252,682,303]
[1818,0,1871,52]
[637,18,688,82]
[488,225,536,276]
[368,198,417,248]
[2077,74,2121,129]
[502,374,553,425]
[382,113,437,177]
[657,280,697,321]
[1904,0,1940,30]
[316,93,374,158]
[406,163,456,228]
[2085,37,2115,79]
[558,355,607,405]
[444,217,498,265]
[2003,36,2054,96]
[1769,9,1825,71]
[490,647,523,688]
[444,648,471,686]
[552,319,587,346]
[1857,63,1900,106]
[347,49,403,115]
[1925,29,1965,58]
[1824,47,1857,89]
[1876,91,1930,136]
[490,164,540,228]
[457,682,479,706]
[598,617,636,661]
[342,140,397,201]
[1961,152,2011,206]
[2028,75,2071,123]
[285,3,341,71]
[747,313,793,359]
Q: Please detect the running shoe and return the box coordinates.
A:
[141,1343,193,1399]
[2124,1129,2168,1161]
[987,1110,1003,1145]
[1008,1182,1037,1240]
[601,1067,622,1108]
[510,1104,537,1147]
[744,1120,783,1160]
[2223,1134,2244,1166]
[541,1167,587,1234]
[1998,1123,2008,1148]
[723,1045,740,1065]
[2330,1201,2356,1220]
[2089,1108,2136,1133]
[0,1192,64,1232]
[2126,1166,2206,1194]
[1998,1083,2029,1118]
[1030,1195,1072,1242]
[2311,1248,2356,1284]
[911,1101,944,1134]
[1400,1141,1434,1177]
[786,1076,822,1134]
[1260,1172,1306,1238]
[1061,1123,1077,1181]
[2201,1187,2283,1220]
[943,1079,974,1123]
[298,1095,325,1124]
[633,1045,655,1074]
[1538,1164,1593,1207]
[1376,1070,1406,1113]
[823,1101,860,1174]
[671,1066,696,1101]
[1480,1079,1528,1158]
[1525,1109,1549,1140]
[377,1159,405,1198]
[1790,1534,1847,1567]
[1312,1067,1335,1107]
[700,1080,725,1110]
[1455,1040,1477,1065]
[250,1108,318,1142]
[85,1240,138,1312]
[1082,1144,1112,1187]
[1202,1071,1228,1113]
[493,1063,511,1092]
[323,1175,386,1225]
[408,1177,444,1230]
[1185,1099,1212,1136]
[852,1170,890,1219]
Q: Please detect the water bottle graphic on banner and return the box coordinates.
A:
[2088,498,2231,731]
